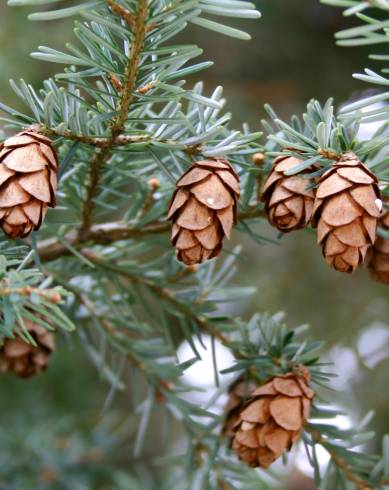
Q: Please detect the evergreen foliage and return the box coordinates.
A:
[0,0,388,488]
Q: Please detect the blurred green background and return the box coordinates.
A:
[0,1,388,489]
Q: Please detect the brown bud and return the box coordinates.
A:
[186,264,198,273]
[107,73,123,92]
[252,152,265,166]
[0,319,55,378]
[312,152,381,273]
[48,290,62,304]
[168,158,240,265]
[0,130,58,239]
[230,370,314,469]
[262,156,315,232]
[368,205,389,284]
[147,177,161,190]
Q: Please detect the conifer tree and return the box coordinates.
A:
[0,0,389,488]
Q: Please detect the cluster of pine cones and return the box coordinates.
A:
[0,128,58,378]
[0,129,387,383]
[262,152,389,283]
[223,366,314,469]
[0,128,387,281]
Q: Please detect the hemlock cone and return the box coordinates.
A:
[368,206,389,284]
[262,156,315,232]
[312,152,381,273]
[0,130,58,239]
[168,158,240,265]
[231,368,314,469]
[0,319,55,378]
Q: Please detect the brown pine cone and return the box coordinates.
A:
[231,368,314,469]
[262,156,315,232]
[168,158,240,265]
[0,320,55,378]
[312,152,381,273]
[368,206,389,284]
[0,129,58,239]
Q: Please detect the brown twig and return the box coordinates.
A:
[252,152,265,203]
[139,178,161,217]
[79,0,149,235]
[39,127,152,147]
[0,285,62,303]
[37,207,265,263]
[39,127,208,153]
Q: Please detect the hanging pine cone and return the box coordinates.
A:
[231,367,314,469]
[0,129,58,239]
[223,378,257,438]
[168,158,240,265]
[368,205,389,284]
[262,156,315,232]
[0,319,55,378]
[312,152,381,273]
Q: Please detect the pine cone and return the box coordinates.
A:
[0,320,55,378]
[231,368,314,469]
[262,156,315,232]
[0,130,58,239]
[368,206,389,284]
[312,152,381,273]
[168,158,240,265]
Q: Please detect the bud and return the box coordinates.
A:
[148,177,160,190]
[252,152,265,166]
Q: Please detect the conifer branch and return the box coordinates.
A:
[106,0,135,29]
[40,126,213,154]
[41,128,151,147]
[80,0,149,235]
[306,426,374,490]
[79,250,231,345]
[37,207,265,263]
[0,285,62,304]
[51,272,181,401]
